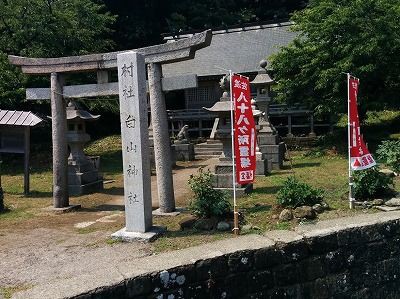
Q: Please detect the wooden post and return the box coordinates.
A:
[23,127,30,195]
[287,115,293,137]
[199,119,203,137]
[50,73,69,208]
[309,114,316,137]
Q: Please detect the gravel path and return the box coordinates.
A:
[0,158,216,290]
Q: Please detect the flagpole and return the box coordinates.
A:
[347,73,355,209]
[229,70,239,235]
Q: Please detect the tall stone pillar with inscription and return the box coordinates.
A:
[112,52,163,241]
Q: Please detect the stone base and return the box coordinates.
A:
[214,184,253,197]
[44,204,81,214]
[172,143,195,161]
[258,134,279,145]
[152,207,185,216]
[259,142,285,170]
[69,180,104,196]
[111,226,166,242]
[150,145,176,167]
[212,162,253,196]
[255,159,271,176]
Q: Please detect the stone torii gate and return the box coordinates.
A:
[9,30,212,212]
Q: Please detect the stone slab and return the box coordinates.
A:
[375,206,400,212]
[152,207,186,216]
[111,226,166,242]
[43,204,81,214]
[214,183,253,197]
[258,134,278,145]
[68,180,103,196]
[172,143,195,161]
[384,198,400,207]
[255,158,269,176]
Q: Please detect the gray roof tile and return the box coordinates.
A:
[162,22,297,77]
[0,110,43,127]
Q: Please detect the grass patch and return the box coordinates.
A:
[0,284,33,299]
[105,237,123,245]
[275,221,291,230]
[76,227,99,234]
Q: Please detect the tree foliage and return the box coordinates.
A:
[270,0,400,114]
[0,0,115,108]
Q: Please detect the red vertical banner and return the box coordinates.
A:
[232,74,256,184]
[348,76,376,170]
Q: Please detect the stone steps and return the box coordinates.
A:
[195,154,220,160]
[194,141,223,159]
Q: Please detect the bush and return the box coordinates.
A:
[277,176,324,208]
[353,167,394,200]
[188,168,231,219]
[376,140,400,173]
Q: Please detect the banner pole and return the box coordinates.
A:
[229,70,239,235]
[347,73,355,209]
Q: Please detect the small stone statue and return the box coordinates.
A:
[175,125,190,144]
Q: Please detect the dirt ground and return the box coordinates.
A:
[0,159,216,293]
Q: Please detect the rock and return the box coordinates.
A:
[272,214,279,220]
[194,218,217,231]
[385,198,400,207]
[293,206,316,219]
[312,204,324,214]
[321,201,330,210]
[242,224,253,231]
[279,209,293,221]
[217,221,231,231]
[179,216,197,230]
[379,169,395,177]
[372,199,384,206]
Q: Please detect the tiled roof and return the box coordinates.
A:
[0,110,43,127]
[162,22,297,77]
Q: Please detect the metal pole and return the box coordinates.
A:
[347,73,355,209]
[229,70,239,235]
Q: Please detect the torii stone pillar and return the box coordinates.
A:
[148,63,175,213]
[50,73,69,208]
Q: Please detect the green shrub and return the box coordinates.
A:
[188,168,231,218]
[376,140,400,173]
[277,176,323,208]
[353,167,394,200]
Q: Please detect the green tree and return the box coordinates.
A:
[0,0,115,108]
[270,0,400,115]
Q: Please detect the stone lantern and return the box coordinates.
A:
[251,60,285,170]
[203,75,253,196]
[66,101,103,195]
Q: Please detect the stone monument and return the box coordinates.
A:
[65,101,103,195]
[204,75,252,196]
[112,51,163,241]
[251,60,285,170]
[172,125,195,161]
[251,99,272,176]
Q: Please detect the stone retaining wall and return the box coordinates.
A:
[14,212,400,299]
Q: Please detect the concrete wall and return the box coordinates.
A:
[14,212,400,299]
